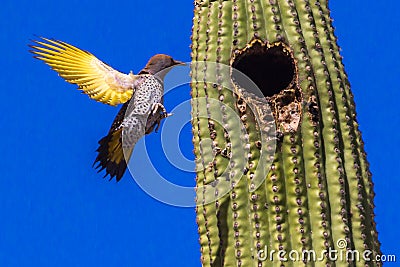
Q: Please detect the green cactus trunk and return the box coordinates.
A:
[190,0,380,266]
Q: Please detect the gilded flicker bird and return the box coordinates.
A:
[29,37,183,181]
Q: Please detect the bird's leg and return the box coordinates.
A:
[145,103,172,134]
[151,102,173,119]
[151,102,165,115]
[153,117,163,132]
[146,112,165,133]
[151,102,173,117]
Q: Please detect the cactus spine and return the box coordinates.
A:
[191,0,380,266]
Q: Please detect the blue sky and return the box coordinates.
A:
[0,0,399,266]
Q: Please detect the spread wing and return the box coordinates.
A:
[29,37,136,106]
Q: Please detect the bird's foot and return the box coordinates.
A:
[151,103,167,115]
[145,103,172,134]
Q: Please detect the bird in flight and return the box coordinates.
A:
[29,37,183,181]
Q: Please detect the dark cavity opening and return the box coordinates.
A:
[232,42,296,98]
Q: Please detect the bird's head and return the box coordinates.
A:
[139,54,184,77]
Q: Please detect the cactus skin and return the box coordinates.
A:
[191,0,380,266]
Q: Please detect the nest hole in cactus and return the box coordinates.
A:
[231,41,296,98]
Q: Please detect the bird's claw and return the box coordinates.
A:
[145,103,173,134]
[151,103,167,115]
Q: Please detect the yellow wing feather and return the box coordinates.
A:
[30,37,136,106]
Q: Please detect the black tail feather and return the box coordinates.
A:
[93,103,129,182]
[93,132,127,182]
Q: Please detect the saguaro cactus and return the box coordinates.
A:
[191,0,380,266]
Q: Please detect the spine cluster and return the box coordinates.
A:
[191,1,380,266]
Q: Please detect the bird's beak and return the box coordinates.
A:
[173,60,186,66]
